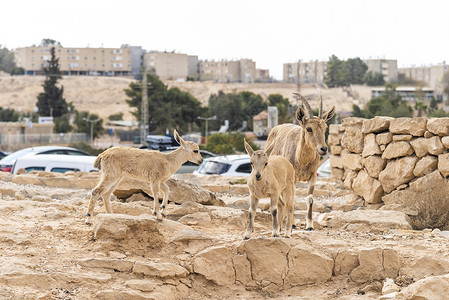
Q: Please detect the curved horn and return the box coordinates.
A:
[317,88,323,119]
[293,92,313,118]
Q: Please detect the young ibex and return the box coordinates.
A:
[243,139,295,239]
[85,130,203,224]
[265,90,335,231]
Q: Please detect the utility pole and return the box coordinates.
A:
[141,71,149,144]
[197,115,217,144]
[83,117,100,145]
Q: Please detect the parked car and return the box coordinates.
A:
[12,154,98,174]
[0,151,7,159]
[193,154,252,177]
[0,146,91,173]
[317,158,331,178]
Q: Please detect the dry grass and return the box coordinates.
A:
[408,177,449,230]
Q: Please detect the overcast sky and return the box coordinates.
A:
[2,0,448,79]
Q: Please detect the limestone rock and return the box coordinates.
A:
[424,130,434,138]
[329,124,340,135]
[342,117,364,128]
[350,248,401,284]
[341,151,363,171]
[331,145,342,155]
[331,167,344,181]
[328,134,341,146]
[382,278,400,295]
[125,279,158,292]
[396,274,449,300]
[400,256,449,280]
[363,155,386,178]
[11,175,42,186]
[133,261,188,278]
[442,136,449,148]
[284,244,334,286]
[352,169,384,204]
[410,138,430,157]
[362,116,391,134]
[76,258,134,272]
[334,249,359,275]
[427,118,449,136]
[193,246,235,285]
[178,212,211,226]
[392,134,412,141]
[362,133,382,157]
[343,170,358,190]
[114,178,225,207]
[428,136,445,155]
[233,254,252,286]
[341,127,364,154]
[376,132,393,145]
[438,153,449,177]
[330,155,343,169]
[413,155,438,177]
[237,238,290,286]
[379,156,418,193]
[330,210,411,231]
[389,117,427,136]
[381,141,414,160]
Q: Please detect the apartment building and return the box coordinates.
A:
[198,58,256,83]
[283,60,327,85]
[363,59,398,82]
[14,45,143,77]
[398,63,449,96]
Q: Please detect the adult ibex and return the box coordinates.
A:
[265,90,335,230]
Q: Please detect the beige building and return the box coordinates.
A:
[14,45,143,77]
[199,58,256,83]
[283,60,327,85]
[143,51,199,80]
[398,63,448,96]
[363,59,398,82]
[255,68,270,82]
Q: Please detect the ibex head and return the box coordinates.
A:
[293,89,335,156]
[244,139,272,181]
[174,129,203,165]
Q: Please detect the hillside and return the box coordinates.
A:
[0,75,372,122]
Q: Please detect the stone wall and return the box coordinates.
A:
[329,116,449,208]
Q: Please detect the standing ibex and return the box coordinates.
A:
[243,139,295,239]
[85,130,203,224]
[265,90,335,230]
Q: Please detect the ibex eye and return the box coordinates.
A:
[193,150,199,153]
[265,162,268,166]
[306,127,313,133]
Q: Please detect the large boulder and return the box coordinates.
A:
[376,132,393,145]
[413,155,438,177]
[400,256,449,280]
[341,150,363,171]
[379,156,418,193]
[329,210,412,232]
[114,178,225,207]
[410,138,430,157]
[363,155,386,178]
[389,117,427,136]
[438,153,449,177]
[133,261,188,278]
[428,136,445,155]
[341,127,364,154]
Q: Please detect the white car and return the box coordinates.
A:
[193,154,251,177]
[316,158,331,178]
[12,154,98,174]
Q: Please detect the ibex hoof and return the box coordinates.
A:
[291,224,297,230]
[306,227,314,231]
[243,235,250,240]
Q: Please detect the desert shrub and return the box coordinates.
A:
[407,178,449,230]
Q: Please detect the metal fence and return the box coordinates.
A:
[0,133,88,151]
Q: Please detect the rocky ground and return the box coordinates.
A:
[0,171,448,299]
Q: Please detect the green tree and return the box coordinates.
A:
[325,55,344,87]
[53,114,73,133]
[108,112,124,121]
[353,85,413,118]
[443,71,449,105]
[36,47,69,118]
[346,58,368,85]
[125,73,205,134]
[363,71,385,86]
[0,107,19,121]
[209,91,267,131]
[0,46,17,74]
[268,93,293,124]
[325,55,368,87]
[414,101,427,117]
[205,132,258,154]
[73,111,104,140]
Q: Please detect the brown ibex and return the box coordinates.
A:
[85,130,203,224]
[243,139,295,239]
[265,90,335,230]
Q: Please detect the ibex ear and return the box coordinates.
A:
[244,139,254,156]
[322,106,336,122]
[296,106,307,126]
[174,129,186,147]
